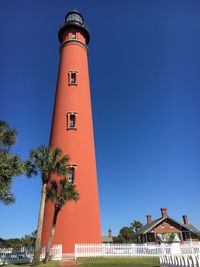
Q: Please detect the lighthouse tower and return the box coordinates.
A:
[41,10,102,254]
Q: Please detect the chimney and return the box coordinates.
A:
[108,229,112,238]
[161,208,168,218]
[182,215,189,225]
[146,215,153,224]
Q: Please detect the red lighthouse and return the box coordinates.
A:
[41,10,102,254]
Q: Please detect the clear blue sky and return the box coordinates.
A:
[0,0,200,239]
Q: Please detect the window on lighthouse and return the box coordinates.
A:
[68,71,78,85]
[67,112,77,129]
[72,32,76,39]
[69,114,76,128]
[68,167,75,184]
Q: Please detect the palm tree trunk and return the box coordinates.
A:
[33,183,47,265]
[44,206,59,263]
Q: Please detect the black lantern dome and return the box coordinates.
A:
[58,9,90,45]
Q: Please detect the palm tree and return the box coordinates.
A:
[0,120,23,204]
[44,178,79,263]
[21,230,37,247]
[25,146,70,265]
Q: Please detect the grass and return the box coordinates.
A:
[5,257,159,267]
[5,261,60,267]
[77,257,160,267]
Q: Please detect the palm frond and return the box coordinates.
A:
[28,146,70,185]
[0,191,15,205]
[24,160,38,177]
[0,121,17,152]
[46,178,79,209]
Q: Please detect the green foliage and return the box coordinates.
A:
[26,146,70,265]
[0,120,24,204]
[0,238,22,248]
[115,227,134,243]
[0,231,36,248]
[25,146,70,184]
[46,178,79,210]
[130,220,144,232]
[0,121,17,152]
[21,230,37,247]
[114,220,143,243]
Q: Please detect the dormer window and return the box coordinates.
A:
[68,71,78,85]
[66,112,77,130]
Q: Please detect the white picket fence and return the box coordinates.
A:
[1,242,199,263]
[0,245,62,265]
[179,243,200,255]
[74,243,200,259]
[160,254,200,267]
